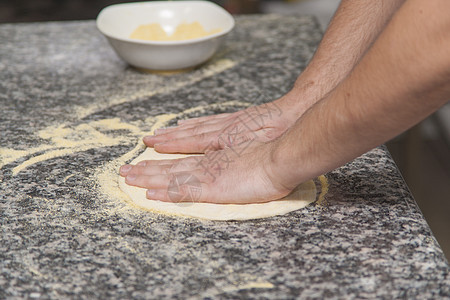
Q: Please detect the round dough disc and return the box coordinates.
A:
[118,147,317,221]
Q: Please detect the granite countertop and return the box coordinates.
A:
[0,15,449,299]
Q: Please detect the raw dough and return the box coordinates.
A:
[129,22,222,41]
[118,148,317,221]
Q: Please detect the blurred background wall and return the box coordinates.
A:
[3,0,258,22]
[1,0,448,259]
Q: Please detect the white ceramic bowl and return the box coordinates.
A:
[96,1,235,71]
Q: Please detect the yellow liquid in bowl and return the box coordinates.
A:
[130,22,222,41]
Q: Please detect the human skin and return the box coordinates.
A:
[144,0,406,153]
[120,0,450,204]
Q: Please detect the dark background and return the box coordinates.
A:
[0,0,262,23]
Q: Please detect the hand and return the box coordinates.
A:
[144,98,301,154]
[119,141,293,204]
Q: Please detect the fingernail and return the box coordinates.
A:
[154,142,165,148]
[120,165,132,173]
[154,128,166,135]
[147,190,156,197]
[143,136,154,143]
[126,174,136,182]
[137,161,147,166]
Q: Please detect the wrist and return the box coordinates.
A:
[273,89,310,122]
[264,137,304,192]
[278,76,328,117]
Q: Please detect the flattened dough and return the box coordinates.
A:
[118,147,317,221]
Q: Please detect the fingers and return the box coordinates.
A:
[120,157,200,177]
[177,112,234,125]
[152,114,233,137]
[145,120,228,147]
[125,174,170,190]
[153,130,224,153]
[147,126,266,154]
[119,163,172,177]
[145,189,169,201]
[145,110,249,147]
[145,116,268,154]
[120,162,214,203]
[154,118,224,135]
[146,181,209,203]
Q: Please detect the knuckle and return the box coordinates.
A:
[197,132,207,142]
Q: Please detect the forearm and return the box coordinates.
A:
[270,0,450,189]
[282,0,405,113]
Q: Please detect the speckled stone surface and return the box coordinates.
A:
[1,15,449,299]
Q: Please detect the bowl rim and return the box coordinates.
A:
[96,0,235,46]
